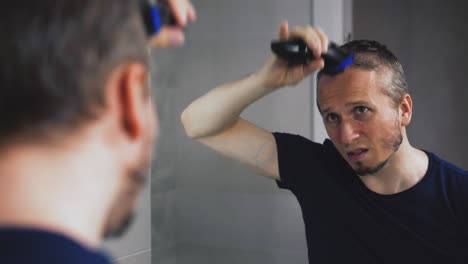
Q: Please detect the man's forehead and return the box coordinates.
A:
[317,67,392,111]
[319,67,383,86]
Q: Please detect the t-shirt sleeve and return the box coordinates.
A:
[273,132,326,191]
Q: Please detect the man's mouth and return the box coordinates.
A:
[347,148,369,162]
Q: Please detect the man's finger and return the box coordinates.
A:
[278,21,289,41]
[305,58,325,74]
[168,0,196,26]
[187,0,197,21]
[315,27,329,54]
[290,26,322,58]
[149,27,185,48]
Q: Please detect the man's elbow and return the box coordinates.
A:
[180,109,201,139]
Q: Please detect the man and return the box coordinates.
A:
[181,22,468,263]
[0,0,194,263]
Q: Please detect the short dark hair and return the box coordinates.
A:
[0,0,148,146]
[317,40,408,110]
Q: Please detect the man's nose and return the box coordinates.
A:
[339,120,360,145]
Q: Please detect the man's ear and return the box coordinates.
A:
[400,93,413,127]
[107,62,149,141]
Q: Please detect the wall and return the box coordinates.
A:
[151,0,313,263]
[353,0,468,169]
[311,0,353,142]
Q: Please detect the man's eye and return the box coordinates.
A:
[326,114,339,122]
[355,106,369,114]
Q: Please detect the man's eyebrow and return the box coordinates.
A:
[321,101,371,115]
[321,107,332,115]
[346,100,370,107]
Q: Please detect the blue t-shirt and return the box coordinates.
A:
[0,227,113,264]
[273,132,468,264]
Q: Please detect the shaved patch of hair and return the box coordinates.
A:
[317,40,408,109]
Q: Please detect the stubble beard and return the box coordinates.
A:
[102,158,150,240]
[354,123,403,176]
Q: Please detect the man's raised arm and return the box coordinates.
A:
[181,22,328,180]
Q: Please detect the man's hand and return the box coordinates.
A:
[256,21,329,90]
[149,0,196,48]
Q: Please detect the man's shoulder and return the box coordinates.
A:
[272,132,345,168]
[272,132,334,149]
[427,151,467,178]
[426,152,468,199]
[272,132,342,159]
[0,227,113,264]
[272,132,316,144]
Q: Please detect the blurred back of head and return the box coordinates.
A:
[0,0,148,147]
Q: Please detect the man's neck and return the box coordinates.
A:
[359,138,429,195]
[0,139,120,249]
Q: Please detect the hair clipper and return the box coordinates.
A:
[141,0,177,36]
[271,38,354,74]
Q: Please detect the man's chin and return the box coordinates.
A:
[103,213,135,240]
[353,159,389,176]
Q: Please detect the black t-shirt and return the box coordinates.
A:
[0,227,113,264]
[273,132,468,264]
